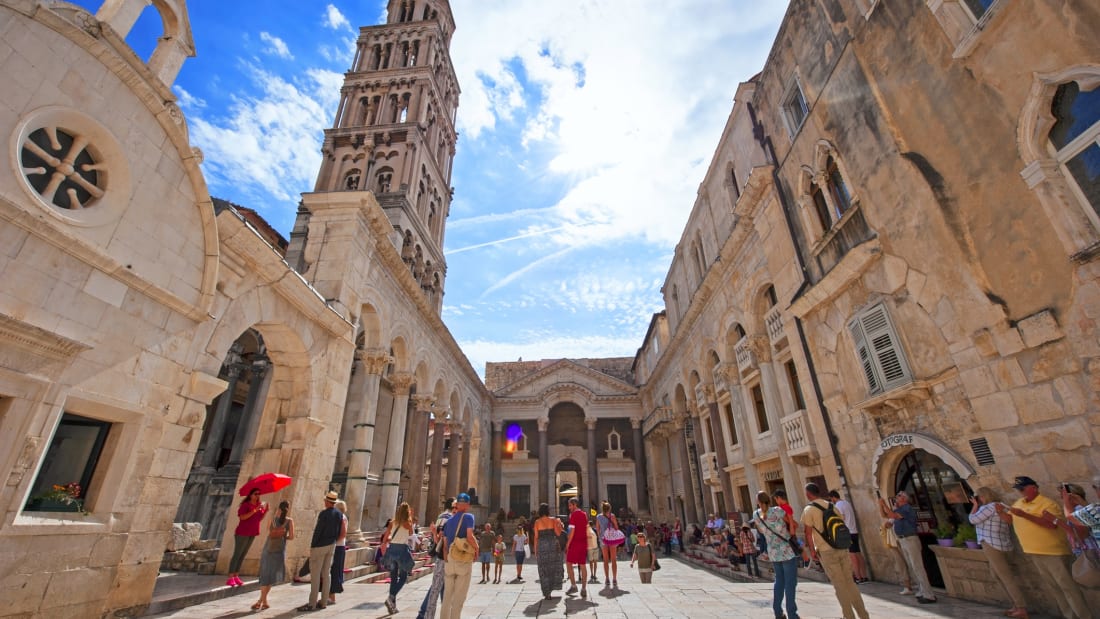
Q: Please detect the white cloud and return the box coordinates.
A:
[173,85,206,109]
[459,333,643,379]
[322,4,352,31]
[449,0,786,247]
[259,32,294,59]
[185,65,341,213]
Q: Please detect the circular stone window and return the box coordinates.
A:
[12,106,130,226]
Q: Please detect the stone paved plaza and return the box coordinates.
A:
[146,556,1034,618]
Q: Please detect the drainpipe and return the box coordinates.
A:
[745,101,850,493]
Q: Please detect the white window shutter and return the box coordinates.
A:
[858,304,912,392]
[847,318,882,395]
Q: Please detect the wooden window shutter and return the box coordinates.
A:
[850,303,912,396]
[847,318,882,395]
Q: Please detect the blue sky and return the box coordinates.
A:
[72,1,787,376]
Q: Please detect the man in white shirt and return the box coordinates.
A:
[829,490,868,583]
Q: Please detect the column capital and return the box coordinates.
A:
[412,394,435,411]
[585,418,597,431]
[629,417,642,430]
[748,335,772,363]
[389,372,414,395]
[493,420,504,432]
[536,417,549,432]
[356,347,393,374]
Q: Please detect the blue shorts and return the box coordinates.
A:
[479,551,492,563]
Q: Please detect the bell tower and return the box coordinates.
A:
[289,0,459,314]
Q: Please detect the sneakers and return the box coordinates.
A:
[899,587,914,595]
[589,575,600,584]
[917,596,937,604]
[565,585,578,595]
[384,596,397,614]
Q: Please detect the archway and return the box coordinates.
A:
[875,434,975,589]
[174,328,271,541]
[555,458,582,516]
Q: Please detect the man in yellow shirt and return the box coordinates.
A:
[1002,476,1088,619]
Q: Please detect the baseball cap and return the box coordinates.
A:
[1012,476,1038,490]
[456,492,471,504]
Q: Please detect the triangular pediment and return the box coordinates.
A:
[493,359,637,400]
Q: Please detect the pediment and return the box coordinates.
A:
[493,359,637,401]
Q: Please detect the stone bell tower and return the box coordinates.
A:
[288,0,459,314]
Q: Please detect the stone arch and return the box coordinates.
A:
[1017,64,1100,254]
[358,303,383,349]
[96,0,196,85]
[540,383,595,410]
[870,432,976,496]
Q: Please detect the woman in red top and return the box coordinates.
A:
[565,498,590,598]
[227,489,268,587]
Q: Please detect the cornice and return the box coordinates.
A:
[492,359,638,398]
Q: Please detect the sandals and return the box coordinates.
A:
[251,602,262,610]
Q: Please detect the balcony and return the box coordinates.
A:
[642,407,676,436]
[765,305,786,349]
[699,452,720,486]
[780,409,818,465]
[694,383,713,411]
[734,336,756,375]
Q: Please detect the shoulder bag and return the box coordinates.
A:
[1071,528,1100,588]
[447,514,477,563]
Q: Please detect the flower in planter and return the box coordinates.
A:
[31,482,88,515]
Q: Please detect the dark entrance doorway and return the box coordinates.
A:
[893,449,973,588]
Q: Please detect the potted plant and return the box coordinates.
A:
[934,523,955,547]
[953,523,979,549]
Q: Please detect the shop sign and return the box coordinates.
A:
[763,469,783,481]
[880,433,914,450]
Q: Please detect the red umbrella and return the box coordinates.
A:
[239,473,292,497]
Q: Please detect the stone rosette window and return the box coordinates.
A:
[12,106,129,226]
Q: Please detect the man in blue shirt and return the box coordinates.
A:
[881,491,935,604]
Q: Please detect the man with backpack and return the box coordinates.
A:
[801,483,869,619]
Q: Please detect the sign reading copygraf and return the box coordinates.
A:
[880,434,914,450]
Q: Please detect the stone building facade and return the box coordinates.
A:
[0,1,488,617]
[635,0,1100,613]
[484,358,648,518]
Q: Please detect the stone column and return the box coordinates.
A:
[346,349,390,541]
[489,420,503,511]
[675,421,699,525]
[200,347,243,469]
[459,434,471,495]
[405,395,434,520]
[379,373,414,516]
[537,417,549,507]
[445,426,461,499]
[734,384,762,503]
[630,418,648,513]
[425,414,447,519]
[227,356,271,465]
[586,418,598,507]
[705,397,736,516]
[758,351,803,513]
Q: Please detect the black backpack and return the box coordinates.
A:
[811,501,852,550]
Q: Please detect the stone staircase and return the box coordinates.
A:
[678,542,828,584]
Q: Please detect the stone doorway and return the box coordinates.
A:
[555,458,582,516]
[893,448,974,588]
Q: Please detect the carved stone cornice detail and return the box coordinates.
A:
[0,314,90,374]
